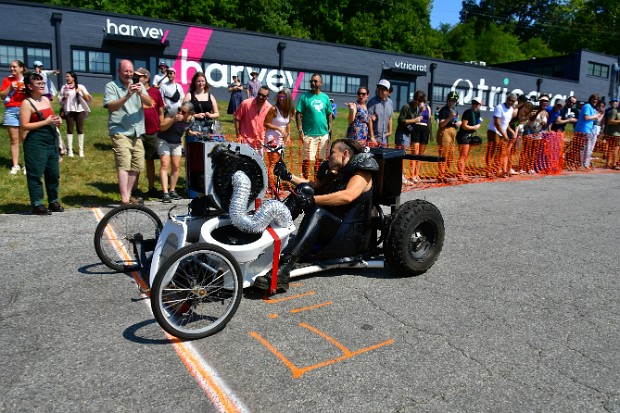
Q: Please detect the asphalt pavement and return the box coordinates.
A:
[1,172,619,413]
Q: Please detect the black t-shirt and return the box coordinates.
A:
[457,108,479,137]
[438,105,458,129]
[552,106,578,131]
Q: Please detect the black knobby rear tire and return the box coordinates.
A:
[150,243,243,340]
[385,200,444,277]
[94,204,162,272]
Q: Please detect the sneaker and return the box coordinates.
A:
[518,170,526,174]
[48,202,64,212]
[401,175,414,186]
[169,190,182,200]
[147,187,160,199]
[68,150,75,158]
[529,169,536,174]
[9,165,20,175]
[161,193,172,203]
[129,196,144,205]
[32,205,51,215]
[510,168,520,175]
[79,151,84,158]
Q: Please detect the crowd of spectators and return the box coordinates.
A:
[4,57,619,213]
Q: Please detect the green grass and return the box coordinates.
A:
[0,95,488,214]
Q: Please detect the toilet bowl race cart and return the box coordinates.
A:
[94,141,445,340]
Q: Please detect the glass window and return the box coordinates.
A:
[72,50,86,72]
[331,75,346,93]
[587,62,609,79]
[27,48,51,68]
[0,45,24,66]
[89,51,110,73]
[321,74,330,92]
[346,77,360,94]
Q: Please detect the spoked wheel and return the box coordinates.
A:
[94,205,162,272]
[385,200,445,277]
[150,243,243,340]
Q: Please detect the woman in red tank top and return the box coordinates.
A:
[0,59,28,174]
[19,73,64,215]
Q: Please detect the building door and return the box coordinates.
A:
[390,80,415,111]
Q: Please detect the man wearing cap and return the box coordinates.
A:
[33,61,59,101]
[104,59,153,205]
[153,61,169,89]
[604,98,620,169]
[486,93,516,177]
[246,70,261,99]
[367,79,393,147]
[295,73,333,179]
[135,67,165,198]
[160,67,184,116]
[436,91,462,182]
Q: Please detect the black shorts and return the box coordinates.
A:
[411,123,429,145]
[456,132,471,145]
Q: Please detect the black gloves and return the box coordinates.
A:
[295,183,315,211]
[274,160,292,181]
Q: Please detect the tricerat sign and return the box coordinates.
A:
[451,77,574,111]
[105,18,166,40]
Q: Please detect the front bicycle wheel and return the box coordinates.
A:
[94,205,162,272]
[151,243,243,340]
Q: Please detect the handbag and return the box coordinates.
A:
[470,135,482,145]
[59,107,66,119]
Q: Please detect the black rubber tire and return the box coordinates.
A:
[94,204,162,272]
[151,243,243,340]
[385,200,445,277]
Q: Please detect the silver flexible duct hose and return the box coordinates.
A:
[229,171,293,234]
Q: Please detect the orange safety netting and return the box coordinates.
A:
[213,131,619,196]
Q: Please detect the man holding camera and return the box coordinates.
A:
[104,59,153,205]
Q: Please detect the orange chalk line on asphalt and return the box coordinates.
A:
[249,323,395,379]
[92,208,249,413]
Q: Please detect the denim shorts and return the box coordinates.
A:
[157,139,183,157]
[2,106,20,127]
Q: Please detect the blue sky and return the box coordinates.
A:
[430,0,462,28]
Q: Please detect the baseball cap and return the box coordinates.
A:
[538,95,550,102]
[471,98,481,105]
[377,79,391,90]
[447,91,459,102]
[166,67,176,73]
[159,61,168,67]
[135,67,150,79]
[33,60,43,67]
[517,95,528,102]
[610,97,618,102]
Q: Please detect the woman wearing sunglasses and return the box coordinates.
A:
[346,86,371,146]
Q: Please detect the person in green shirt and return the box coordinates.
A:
[295,73,332,179]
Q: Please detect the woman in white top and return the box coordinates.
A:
[59,71,92,157]
[264,88,295,197]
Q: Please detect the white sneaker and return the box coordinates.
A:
[401,175,414,185]
[518,170,526,174]
[9,165,20,175]
[79,151,84,158]
[68,150,74,157]
[529,169,536,174]
[510,168,519,175]
[22,166,26,174]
